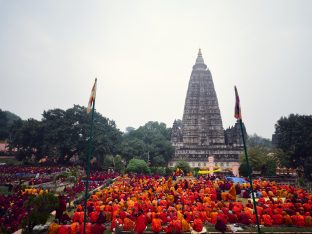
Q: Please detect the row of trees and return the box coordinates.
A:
[4,105,174,169]
[1,106,312,180]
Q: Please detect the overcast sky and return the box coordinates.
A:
[1,1,311,139]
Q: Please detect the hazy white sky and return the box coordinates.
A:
[1,1,311,138]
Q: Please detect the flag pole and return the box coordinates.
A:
[239,119,261,234]
[235,86,261,234]
[83,78,97,234]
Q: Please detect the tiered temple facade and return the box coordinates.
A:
[169,50,245,176]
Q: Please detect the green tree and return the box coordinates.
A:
[239,162,252,177]
[9,118,44,161]
[0,109,21,141]
[43,105,122,163]
[248,134,273,149]
[0,109,8,140]
[274,114,312,180]
[22,192,59,233]
[239,146,277,177]
[8,105,122,164]
[121,121,173,166]
[175,160,191,174]
[126,158,150,174]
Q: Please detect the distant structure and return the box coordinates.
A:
[170,49,246,176]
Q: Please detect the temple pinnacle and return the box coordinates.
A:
[195,48,205,64]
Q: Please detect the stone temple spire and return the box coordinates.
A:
[193,48,207,70]
[196,48,205,64]
[183,50,225,146]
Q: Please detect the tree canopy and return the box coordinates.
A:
[0,109,21,141]
[239,146,277,177]
[274,114,312,180]
[8,105,122,164]
[247,133,273,149]
[120,121,174,166]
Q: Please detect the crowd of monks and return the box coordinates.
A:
[48,175,312,233]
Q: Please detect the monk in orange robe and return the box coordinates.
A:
[70,222,79,234]
[262,213,273,226]
[181,217,190,232]
[283,211,292,226]
[210,210,219,224]
[221,191,227,201]
[152,215,162,233]
[272,212,283,225]
[228,184,236,201]
[292,212,305,227]
[48,220,59,234]
[123,217,135,231]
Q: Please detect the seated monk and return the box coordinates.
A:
[134,212,147,234]
[70,222,79,234]
[123,216,135,232]
[228,184,236,201]
[152,214,162,233]
[192,217,203,232]
[221,191,227,201]
[58,222,70,234]
[262,213,273,226]
[305,213,312,227]
[283,211,292,226]
[79,221,92,234]
[215,216,227,234]
[292,212,305,227]
[181,216,190,232]
[48,220,59,234]
[171,217,182,234]
[272,211,283,225]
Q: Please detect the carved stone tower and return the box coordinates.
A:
[182,49,225,146]
[170,49,243,176]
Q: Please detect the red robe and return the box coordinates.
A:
[123,217,135,231]
[192,218,203,232]
[152,218,162,233]
[91,223,106,234]
[134,214,147,234]
[57,224,69,234]
[262,214,272,226]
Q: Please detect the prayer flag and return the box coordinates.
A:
[234,86,241,120]
[87,78,97,113]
